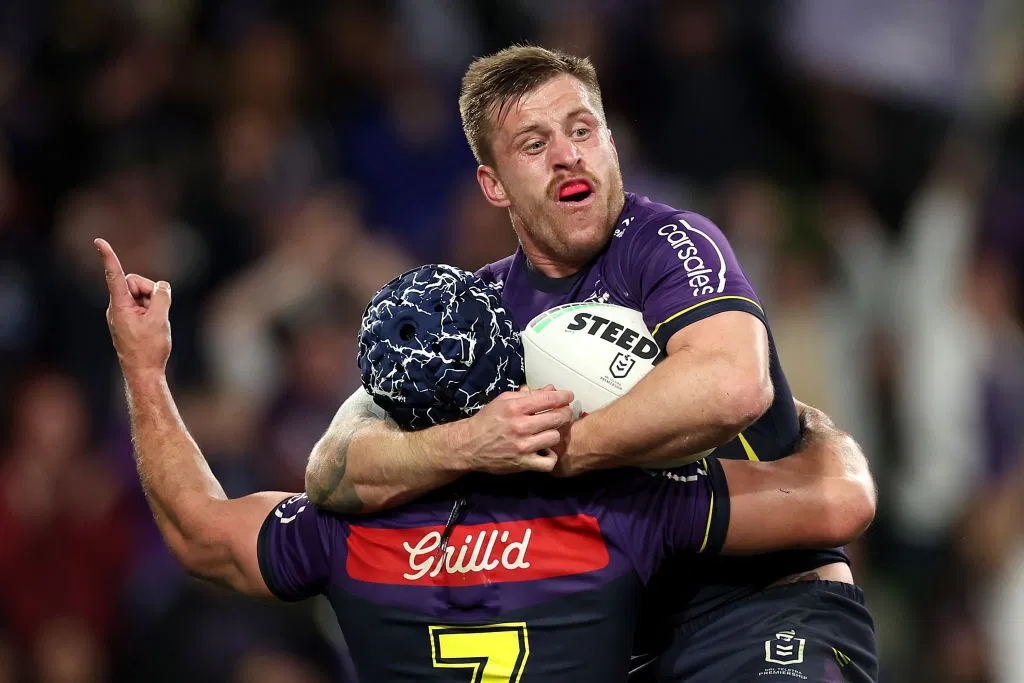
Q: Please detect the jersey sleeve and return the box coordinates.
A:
[620,211,767,349]
[614,459,731,582]
[257,493,334,601]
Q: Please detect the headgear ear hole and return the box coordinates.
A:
[399,323,417,341]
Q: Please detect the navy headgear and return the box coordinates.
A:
[357,264,525,431]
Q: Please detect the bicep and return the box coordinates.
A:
[664,310,769,365]
[203,492,295,598]
[658,312,773,428]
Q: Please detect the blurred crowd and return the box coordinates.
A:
[1,1,1023,682]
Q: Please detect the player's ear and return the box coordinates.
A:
[477,165,511,208]
[609,130,620,164]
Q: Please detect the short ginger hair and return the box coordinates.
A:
[459,45,606,166]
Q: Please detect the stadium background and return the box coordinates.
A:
[1,0,1023,681]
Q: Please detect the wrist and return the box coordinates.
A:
[567,417,595,457]
[562,420,597,472]
[417,420,474,475]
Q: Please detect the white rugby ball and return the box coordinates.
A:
[522,302,714,467]
[523,302,660,417]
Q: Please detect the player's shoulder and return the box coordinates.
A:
[475,254,516,287]
[622,192,687,225]
[605,192,735,286]
[615,192,726,246]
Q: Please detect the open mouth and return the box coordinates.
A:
[557,180,594,203]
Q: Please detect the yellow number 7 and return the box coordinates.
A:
[428,622,530,683]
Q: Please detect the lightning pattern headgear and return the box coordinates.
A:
[357,264,525,431]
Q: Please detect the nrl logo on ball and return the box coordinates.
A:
[609,352,635,379]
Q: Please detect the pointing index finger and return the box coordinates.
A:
[94,238,132,305]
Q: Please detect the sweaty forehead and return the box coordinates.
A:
[494,75,601,140]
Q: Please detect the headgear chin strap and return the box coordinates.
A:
[357,264,525,431]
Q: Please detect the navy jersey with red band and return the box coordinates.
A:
[258,462,729,682]
[476,192,848,625]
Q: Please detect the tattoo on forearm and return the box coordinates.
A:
[313,417,372,514]
[308,392,391,514]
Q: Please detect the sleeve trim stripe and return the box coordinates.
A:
[257,497,293,601]
[698,457,714,553]
[738,432,760,462]
[651,296,765,338]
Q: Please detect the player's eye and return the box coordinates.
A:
[572,127,590,139]
[525,140,545,153]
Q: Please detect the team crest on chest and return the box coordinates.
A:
[583,280,610,304]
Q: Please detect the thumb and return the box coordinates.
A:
[518,453,557,473]
[149,280,173,315]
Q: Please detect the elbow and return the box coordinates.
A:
[821,476,877,547]
[177,546,226,583]
[304,482,328,507]
[164,511,233,582]
[168,533,225,581]
[304,443,328,506]
[304,435,338,506]
[305,435,375,512]
[720,373,774,433]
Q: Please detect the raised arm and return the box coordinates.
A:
[97,239,286,597]
[305,385,576,514]
[720,400,876,554]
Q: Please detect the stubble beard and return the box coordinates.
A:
[513,169,626,271]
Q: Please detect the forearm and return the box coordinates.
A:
[571,349,771,469]
[789,405,875,497]
[307,420,463,514]
[98,240,282,597]
[305,389,465,513]
[124,370,228,557]
[722,405,875,553]
[307,385,574,510]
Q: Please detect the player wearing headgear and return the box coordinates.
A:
[306,46,879,682]
[96,239,873,682]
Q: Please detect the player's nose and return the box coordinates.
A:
[548,133,582,170]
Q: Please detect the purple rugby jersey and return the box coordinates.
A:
[259,464,730,682]
[476,193,766,349]
[476,192,848,624]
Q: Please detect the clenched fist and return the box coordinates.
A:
[95,238,172,376]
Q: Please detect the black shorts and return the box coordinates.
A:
[632,581,878,683]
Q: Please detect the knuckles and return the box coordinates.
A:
[510,419,530,437]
